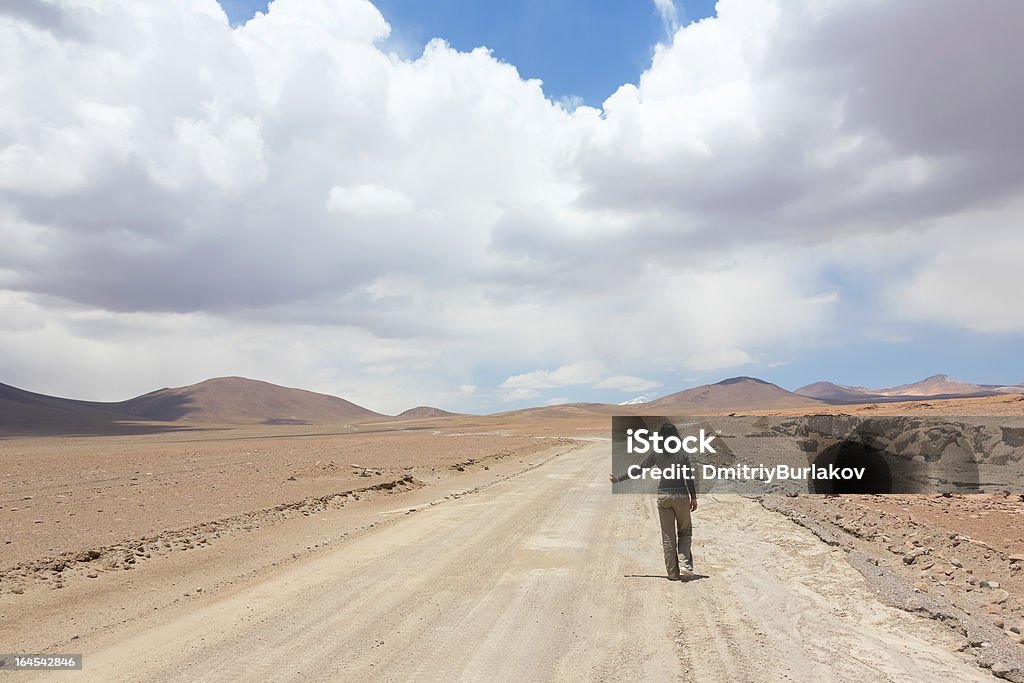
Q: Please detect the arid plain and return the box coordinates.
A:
[2,376,1024,681]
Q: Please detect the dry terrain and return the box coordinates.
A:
[1,393,1023,680]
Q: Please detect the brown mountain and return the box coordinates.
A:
[119,377,381,424]
[396,406,462,418]
[0,382,131,433]
[796,374,1005,403]
[1,376,381,432]
[647,377,824,412]
[876,374,992,397]
[794,381,877,402]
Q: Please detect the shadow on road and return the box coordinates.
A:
[624,573,710,582]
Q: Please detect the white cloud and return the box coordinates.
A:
[0,0,1021,411]
[500,362,605,390]
[592,375,662,392]
[683,349,754,372]
[327,184,414,215]
[891,202,1024,333]
[653,0,681,37]
[498,388,541,402]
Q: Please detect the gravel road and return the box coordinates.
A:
[44,441,991,682]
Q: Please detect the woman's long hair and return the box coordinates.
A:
[658,422,679,440]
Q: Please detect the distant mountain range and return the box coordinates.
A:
[0,377,383,433]
[794,374,1024,403]
[2,373,1021,434]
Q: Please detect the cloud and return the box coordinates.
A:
[683,349,754,372]
[327,184,414,215]
[592,375,662,392]
[0,0,1021,411]
[498,388,541,402]
[652,0,681,37]
[500,362,605,390]
[891,202,1024,333]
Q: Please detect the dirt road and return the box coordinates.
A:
[42,441,989,681]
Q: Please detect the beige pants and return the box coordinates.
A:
[657,492,693,579]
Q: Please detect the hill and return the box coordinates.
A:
[876,374,992,397]
[795,374,1011,403]
[119,377,381,424]
[397,406,462,418]
[0,382,131,433]
[648,377,824,412]
[794,381,877,402]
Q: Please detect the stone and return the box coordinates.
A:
[991,662,1013,678]
[903,548,929,564]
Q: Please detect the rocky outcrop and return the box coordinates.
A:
[771,415,1024,466]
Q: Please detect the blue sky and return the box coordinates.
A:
[219,0,718,106]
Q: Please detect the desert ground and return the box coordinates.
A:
[2,394,1024,681]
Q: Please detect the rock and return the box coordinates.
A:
[10,586,24,595]
[286,476,297,481]
[86,572,98,579]
[991,589,1010,604]
[913,581,929,592]
[993,618,1006,629]
[1008,553,1024,563]
[987,604,1004,614]
[992,662,1013,678]
[981,580,1001,588]
[951,558,963,568]
[903,548,929,564]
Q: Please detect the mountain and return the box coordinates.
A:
[119,377,381,424]
[618,396,650,405]
[0,382,131,433]
[648,377,823,412]
[875,374,991,397]
[397,406,462,418]
[794,381,877,402]
[0,377,381,432]
[795,374,1008,403]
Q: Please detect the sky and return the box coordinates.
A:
[1,0,1022,414]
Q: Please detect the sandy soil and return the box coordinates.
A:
[0,419,568,574]
[0,438,1004,681]
[3,400,1023,680]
